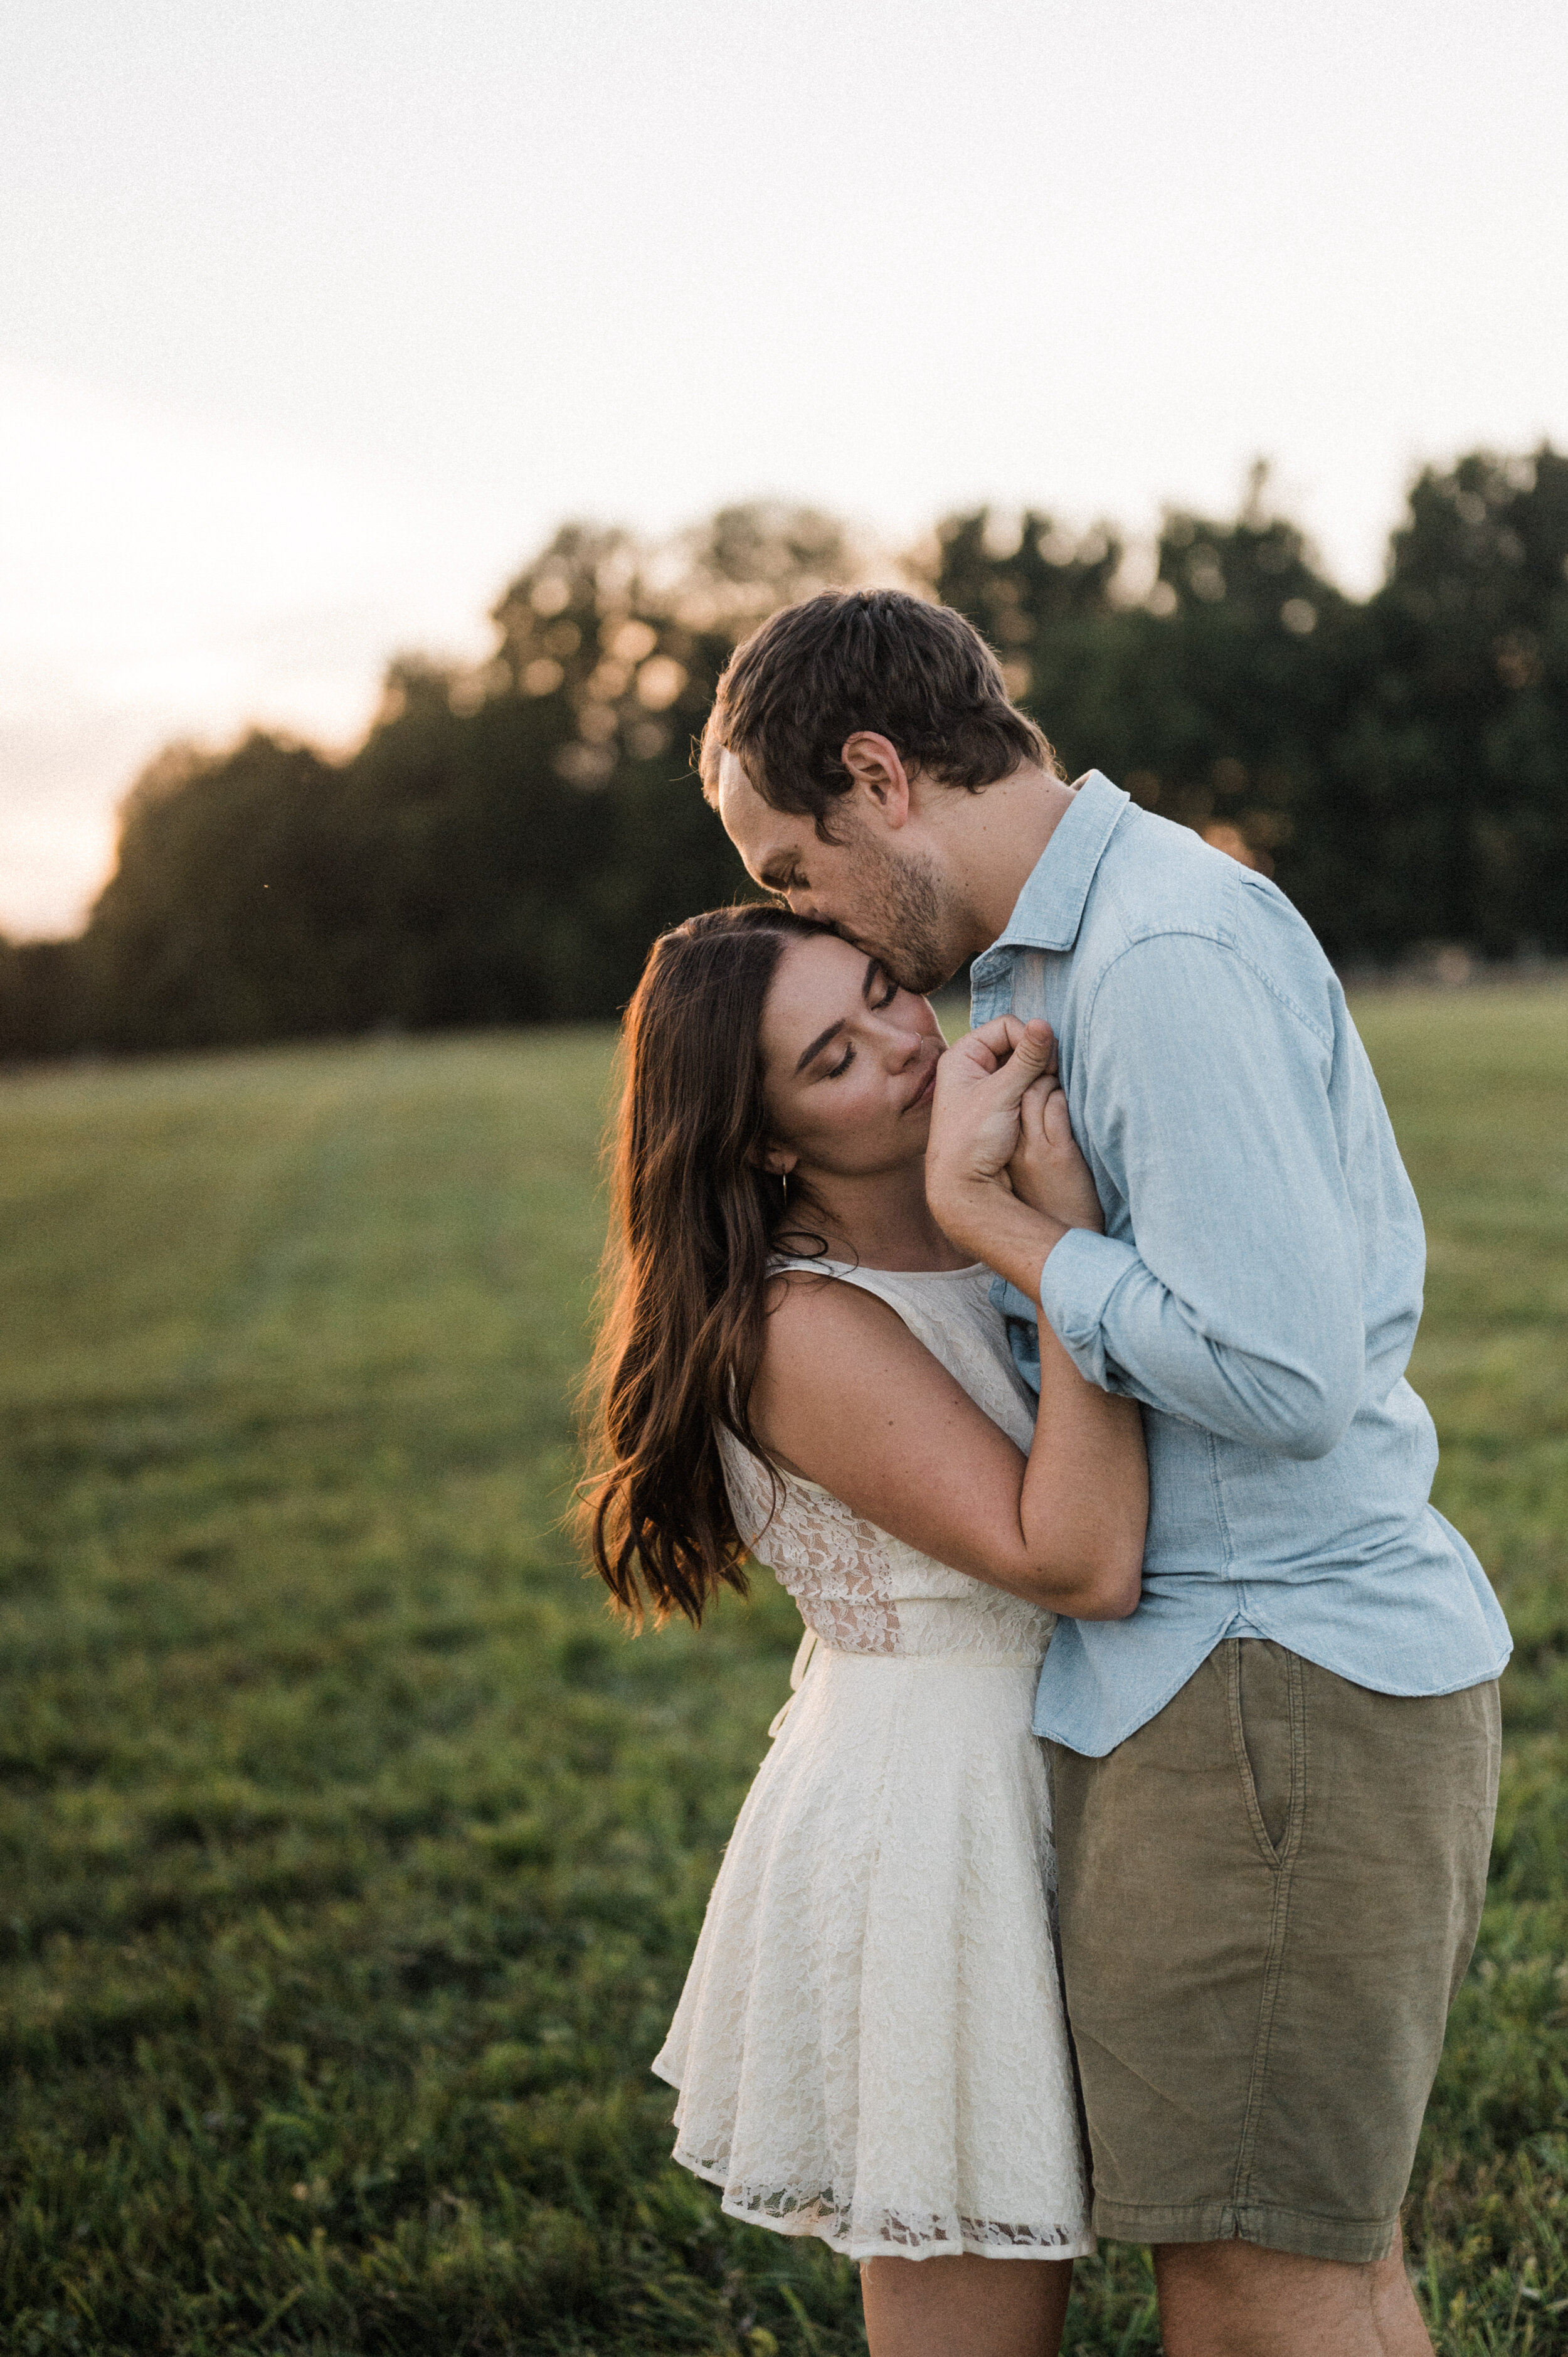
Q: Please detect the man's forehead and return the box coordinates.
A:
[717,748,811,865]
[716,747,768,823]
[714,747,743,802]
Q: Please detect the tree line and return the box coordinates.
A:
[4,447,1565,1059]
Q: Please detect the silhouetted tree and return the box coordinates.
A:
[1348,447,1568,955]
[927,457,1568,961]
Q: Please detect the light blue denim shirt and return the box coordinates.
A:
[972,771,1512,1757]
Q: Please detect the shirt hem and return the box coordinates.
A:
[1036,1631,1513,1758]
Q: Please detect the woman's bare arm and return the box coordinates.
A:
[749,1259,1147,1620]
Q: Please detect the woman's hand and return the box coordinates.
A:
[1008,1075,1104,1234]
[924,1018,1071,1294]
[924,1018,1057,1214]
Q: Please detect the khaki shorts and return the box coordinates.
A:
[1048,1641,1501,2265]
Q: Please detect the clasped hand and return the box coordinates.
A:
[925,1018,1104,1263]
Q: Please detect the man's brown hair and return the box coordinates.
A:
[699,587,1054,836]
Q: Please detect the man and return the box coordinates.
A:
[701,587,1509,2357]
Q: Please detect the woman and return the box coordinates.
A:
[581,905,1147,2357]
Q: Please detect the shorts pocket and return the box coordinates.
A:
[1229,1640,1303,1868]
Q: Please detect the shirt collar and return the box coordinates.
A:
[975,770,1130,960]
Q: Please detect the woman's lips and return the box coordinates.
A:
[906,1060,938,1111]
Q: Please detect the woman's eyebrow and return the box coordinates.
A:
[794,1018,844,1075]
[792,964,882,1076]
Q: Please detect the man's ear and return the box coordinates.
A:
[840,732,914,829]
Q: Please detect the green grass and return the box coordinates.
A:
[0,989,1565,2354]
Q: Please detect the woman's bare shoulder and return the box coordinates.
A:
[761,1264,918,1359]
[754,1263,988,1447]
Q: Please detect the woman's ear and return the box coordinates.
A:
[755,1145,798,1178]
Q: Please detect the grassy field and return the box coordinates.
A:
[1,987,1565,2355]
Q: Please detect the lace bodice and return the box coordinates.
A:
[718,1260,1054,1664]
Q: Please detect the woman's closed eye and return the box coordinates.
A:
[823,977,898,1078]
[802,963,903,1081]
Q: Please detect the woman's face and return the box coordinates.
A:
[758,930,945,1179]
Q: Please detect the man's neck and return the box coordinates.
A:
[933,763,1080,960]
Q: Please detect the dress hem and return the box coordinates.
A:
[668,2135,1093,2264]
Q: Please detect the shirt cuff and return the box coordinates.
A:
[1037,1228,1142,1387]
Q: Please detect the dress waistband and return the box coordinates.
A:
[767,1627,1043,1739]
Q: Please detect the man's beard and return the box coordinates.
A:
[845,832,956,995]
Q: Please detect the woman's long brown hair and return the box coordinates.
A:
[579,903,830,1625]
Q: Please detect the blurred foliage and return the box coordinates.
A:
[3,457,1567,1058]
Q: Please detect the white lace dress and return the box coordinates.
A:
[652,1259,1092,2264]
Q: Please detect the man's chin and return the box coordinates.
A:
[886,951,962,996]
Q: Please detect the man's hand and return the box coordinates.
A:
[926,1018,1066,1271]
[1009,1074,1105,1233]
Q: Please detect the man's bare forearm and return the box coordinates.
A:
[934,1179,1067,1307]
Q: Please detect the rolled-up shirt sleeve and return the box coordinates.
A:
[1037,933,1366,1459]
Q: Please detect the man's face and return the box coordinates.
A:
[716,749,962,996]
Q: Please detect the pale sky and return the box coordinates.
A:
[3,0,1565,935]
